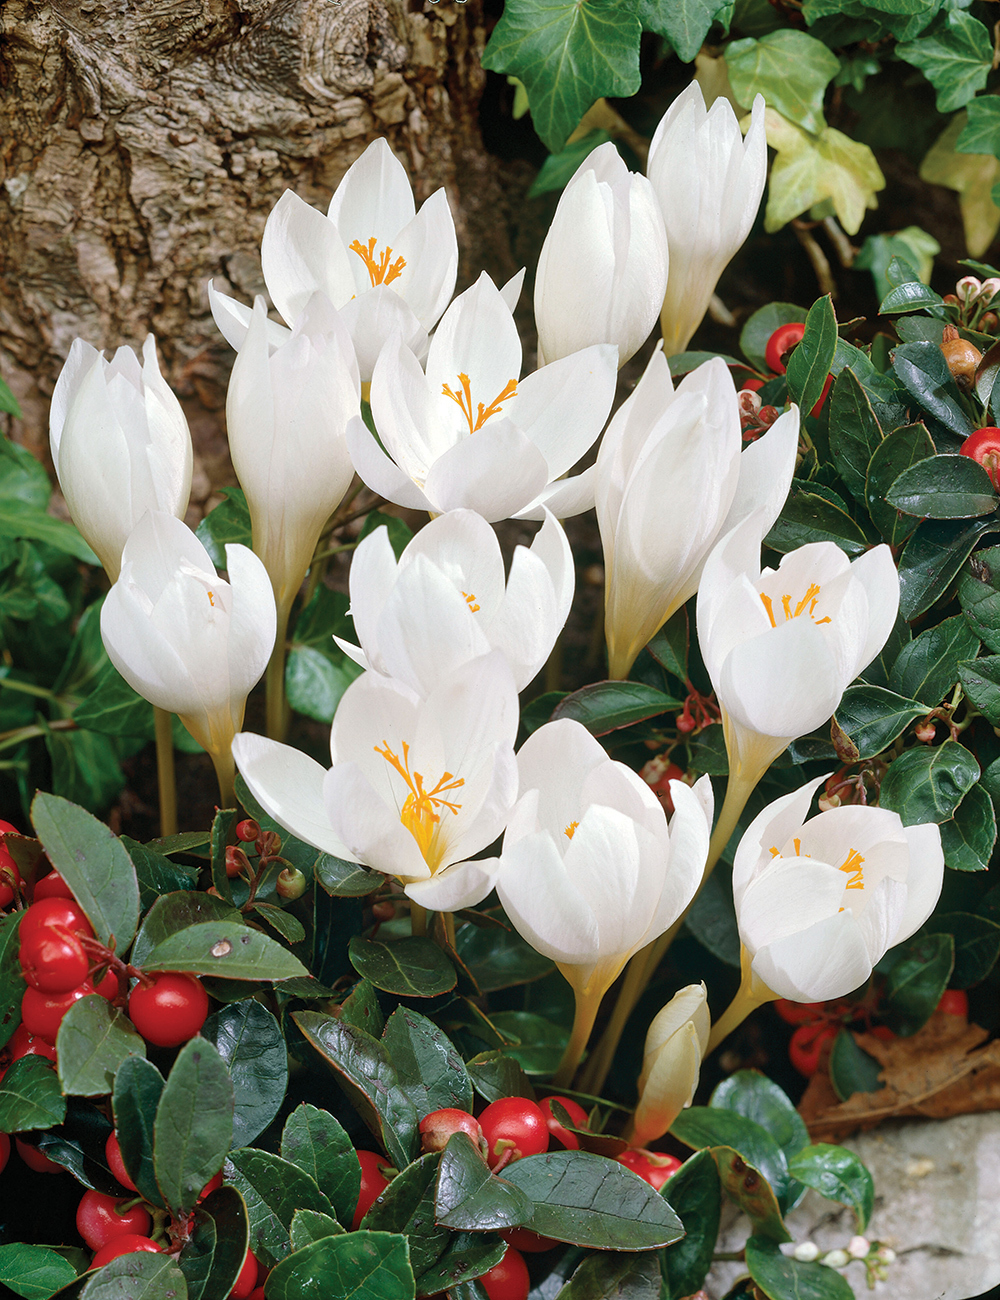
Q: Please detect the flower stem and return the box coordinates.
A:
[153,706,178,837]
[552,985,603,1089]
[210,746,236,812]
[442,911,456,949]
[707,947,776,1055]
[265,599,291,743]
[410,902,427,937]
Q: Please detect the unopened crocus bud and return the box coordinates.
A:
[956,275,982,303]
[823,1249,850,1269]
[848,1236,870,1259]
[793,1242,820,1262]
[276,867,307,900]
[631,984,710,1148]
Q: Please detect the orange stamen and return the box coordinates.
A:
[839,848,865,890]
[374,740,464,867]
[442,373,518,435]
[462,591,480,613]
[349,236,406,287]
[564,821,579,840]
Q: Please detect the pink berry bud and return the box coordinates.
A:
[957,275,982,303]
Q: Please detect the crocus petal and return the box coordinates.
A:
[751,910,874,1003]
[346,415,435,512]
[262,190,356,323]
[497,831,601,965]
[423,420,549,520]
[895,823,945,941]
[404,857,502,911]
[208,282,291,354]
[521,465,597,520]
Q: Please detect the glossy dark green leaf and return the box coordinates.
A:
[957,544,1000,651]
[958,653,1000,723]
[645,605,688,682]
[828,1030,882,1102]
[832,685,926,761]
[112,1056,166,1208]
[82,1252,189,1300]
[887,454,997,519]
[527,129,614,198]
[35,1103,118,1195]
[362,1151,464,1284]
[520,690,566,734]
[882,931,954,1036]
[31,792,140,951]
[119,838,199,912]
[466,1051,536,1105]
[348,936,456,998]
[488,1011,568,1075]
[434,1132,532,1232]
[788,1144,875,1231]
[866,423,936,545]
[550,681,681,736]
[898,515,1000,620]
[709,1072,809,1173]
[891,340,976,438]
[176,1206,217,1300]
[56,996,145,1097]
[201,1001,287,1149]
[154,1038,233,1215]
[192,1186,249,1300]
[225,1147,335,1267]
[382,1007,473,1116]
[940,783,996,872]
[195,487,251,569]
[140,920,308,982]
[454,919,554,993]
[828,368,883,502]
[130,891,238,969]
[252,902,306,945]
[208,807,236,904]
[879,278,946,315]
[670,1109,791,1213]
[558,1250,662,1299]
[264,1231,415,1300]
[923,911,1000,987]
[889,615,981,706]
[746,1234,853,1299]
[290,1209,344,1249]
[502,1151,684,1249]
[879,739,979,824]
[286,643,363,725]
[740,303,808,373]
[0,1244,77,1299]
[708,1146,790,1244]
[280,1103,360,1228]
[293,1011,418,1170]
[358,510,415,558]
[765,490,869,557]
[0,911,22,1052]
[659,1150,721,1300]
[418,1235,505,1297]
[339,978,385,1037]
[314,855,379,897]
[786,295,838,415]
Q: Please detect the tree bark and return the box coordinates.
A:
[0,0,516,506]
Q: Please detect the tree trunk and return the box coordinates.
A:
[0,0,517,508]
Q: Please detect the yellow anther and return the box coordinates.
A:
[374,740,464,869]
[442,373,518,436]
[207,591,215,607]
[760,582,831,628]
[349,236,406,287]
[564,821,579,840]
[839,848,865,890]
[462,591,481,613]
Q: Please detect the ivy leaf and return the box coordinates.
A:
[725,31,839,136]
[957,96,1000,160]
[921,112,1000,258]
[897,11,992,114]
[760,108,885,235]
[481,0,642,153]
[638,0,721,62]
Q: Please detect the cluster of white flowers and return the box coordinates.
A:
[47,80,944,1098]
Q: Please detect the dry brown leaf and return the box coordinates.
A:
[798,1012,1000,1141]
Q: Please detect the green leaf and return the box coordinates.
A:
[922,911,1000,986]
[225,1147,336,1267]
[120,838,199,913]
[958,544,1000,650]
[113,1057,166,1208]
[940,781,996,871]
[31,792,140,950]
[762,113,885,236]
[201,1002,288,1150]
[195,488,251,570]
[481,0,642,153]
[557,1251,663,1300]
[285,644,363,726]
[466,1051,536,1105]
[726,31,838,135]
[339,978,385,1037]
[348,936,456,998]
[659,1150,721,1300]
[130,892,238,970]
[889,614,981,705]
[0,1244,77,1299]
[382,1007,473,1115]
[314,854,379,897]
[879,278,947,315]
[139,921,309,982]
[455,919,554,993]
[957,94,1000,157]
[670,1108,791,1213]
[488,1011,569,1075]
[764,489,869,557]
[746,1234,854,1300]
[887,454,997,519]
[0,501,98,564]
[827,369,883,502]
[293,1011,419,1170]
[833,685,926,760]
[0,1054,65,1131]
[740,303,808,372]
[290,1209,344,1249]
[264,1232,415,1300]
[785,295,838,414]
[879,739,979,824]
[709,1072,809,1174]
[280,1104,360,1229]
[82,1252,190,1300]
[685,861,741,967]
[645,606,689,682]
[898,515,1000,619]
[503,1150,684,1249]
[897,11,992,114]
[357,510,415,559]
[891,341,976,439]
[958,652,1000,722]
[252,902,306,946]
[828,1029,882,1102]
[882,931,954,1035]
[705,1145,790,1243]
[189,1186,250,1300]
[0,911,23,1052]
[639,0,720,61]
[788,1143,875,1231]
[154,1038,234,1216]
[0,380,22,418]
[434,1131,532,1231]
[527,130,613,199]
[414,1234,504,1296]
[55,996,146,1097]
[866,423,936,546]
[550,681,680,735]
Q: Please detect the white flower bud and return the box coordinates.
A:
[876,1246,896,1264]
[823,1249,850,1268]
[793,1241,820,1262]
[847,1235,870,1258]
[957,275,982,303]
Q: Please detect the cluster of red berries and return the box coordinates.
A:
[739,321,833,426]
[352,1096,683,1300]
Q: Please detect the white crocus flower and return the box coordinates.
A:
[49,337,193,581]
[226,293,360,622]
[534,142,668,368]
[101,512,275,789]
[338,508,574,695]
[647,83,767,356]
[352,272,619,522]
[733,777,944,1002]
[496,719,712,1081]
[596,350,798,679]
[232,652,519,911]
[697,513,900,791]
[631,984,710,1149]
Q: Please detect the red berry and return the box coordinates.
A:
[937,988,969,1017]
[19,925,90,994]
[616,1148,681,1189]
[235,819,260,842]
[479,1245,529,1300]
[960,427,1000,489]
[33,870,75,902]
[15,1137,62,1173]
[774,999,827,1026]
[788,1021,838,1077]
[18,898,93,946]
[352,1150,391,1230]
[0,1131,9,1174]
[76,1189,152,1251]
[500,1226,558,1252]
[105,1133,138,1193]
[200,1171,224,1200]
[229,1248,259,1298]
[6,1022,58,1066]
[419,1108,484,1155]
[91,1235,162,1269]
[740,377,766,392]
[22,981,94,1042]
[868,1025,896,1043]
[764,321,806,376]
[478,1097,549,1169]
[246,1292,266,1300]
[539,1096,588,1150]
[92,967,120,1000]
[0,820,21,908]
[128,973,209,1047]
